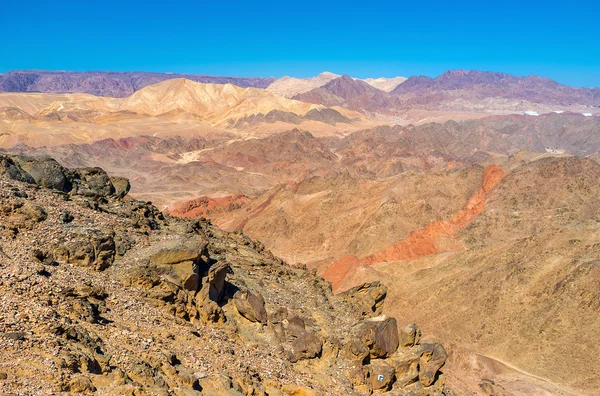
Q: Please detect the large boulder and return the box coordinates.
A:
[205,261,230,302]
[368,360,395,392]
[54,229,116,271]
[399,323,421,348]
[149,246,203,292]
[389,353,420,387]
[282,315,323,362]
[358,316,399,359]
[7,155,128,200]
[150,249,200,265]
[16,156,68,191]
[234,291,268,324]
[346,365,371,394]
[389,342,448,388]
[418,343,447,387]
[69,167,115,197]
[289,330,322,362]
[193,261,231,323]
[339,281,387,317]
[341,338,370,364]
[110,176,131,198]
[0,155,35,184]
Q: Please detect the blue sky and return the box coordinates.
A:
[1,0,599,87]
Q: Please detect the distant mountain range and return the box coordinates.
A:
[0,70,276,97]
[266,72,407,98]
[2,69,598,111]
[296,71,599,112]
[0,70,408,99]
[393,70,600,106]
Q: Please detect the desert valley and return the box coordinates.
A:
[1,68,599,395]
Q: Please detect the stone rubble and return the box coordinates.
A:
[0,154,452,395]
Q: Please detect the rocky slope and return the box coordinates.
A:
[0,154,452,395]
[0,70,275,97]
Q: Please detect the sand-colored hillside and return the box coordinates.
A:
[362,76,407,92]
[266,72,340,98]
[0,80,375,149]
[119,78,362,123]
[0,79,364,126]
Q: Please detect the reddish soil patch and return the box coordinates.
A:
[324,165,504,291]
[165,194,250,219]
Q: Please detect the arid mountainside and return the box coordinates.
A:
[364,157,600,395]
[203,156,600,395]
[334,112,600,159]
[0,155,453,395]
[210,168,485,264]
[165,194,251,219]
[0,70,275,97]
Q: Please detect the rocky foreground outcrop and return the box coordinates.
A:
[0,155,451,395]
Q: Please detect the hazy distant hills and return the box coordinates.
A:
[0,69,407,100]
[266,72,407,98]
[0,70,276,97]
[2,69,598,112]
[393,70,600,106]
[289,71,600,115]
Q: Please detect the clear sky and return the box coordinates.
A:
[1,0,599,87]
